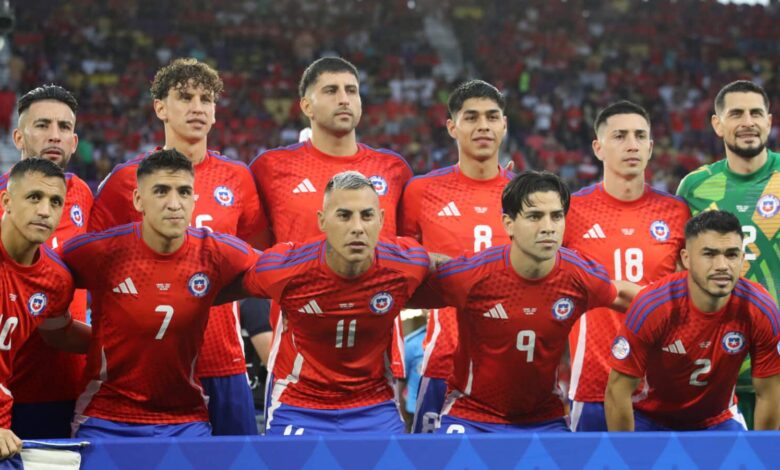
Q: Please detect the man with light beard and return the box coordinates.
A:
[0,85,92,438]
[677,80,780,427]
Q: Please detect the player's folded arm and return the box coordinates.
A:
[609,280,642,313]
[37,313,91,354]
[213,272,251,306]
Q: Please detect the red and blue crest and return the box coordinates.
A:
[551,297,574,321]
[188,273,211,298]
[27,292,48,316]
[369,291,394,314]
[213,186,235,207]
[756,194,779,218]
[70,204,84,227]
[721,331,746,354]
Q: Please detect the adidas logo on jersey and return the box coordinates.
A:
[298,300,323,314]
[438,202,461,217]
[483,303,509,319]
[582,224,606,239]
[292,179,316,194]
[113,277,138,295]
[662,339,686,354]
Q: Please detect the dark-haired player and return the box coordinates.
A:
[421,171,638,433]
[88,58,267,435]
[0,158,90,456]
[564,100,690,431]
[606,210,780,431]
[250,57,412,382]
[0,85,93,438]
[399,79,512,433]
[64,150,257,438]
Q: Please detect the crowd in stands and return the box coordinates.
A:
[5,0,780,192]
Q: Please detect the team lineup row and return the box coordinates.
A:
[0,56,778,458]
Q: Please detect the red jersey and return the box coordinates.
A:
[250,140,412,242]
[0,241,74,427]
[62,224,257,424]
[428,245,617,424]
[1,172,92,404]
[565,183,690,402]
[250,140,413,377]
[399,165,512,379]
[89,149,267,377]
[243,236,428,411]
[610,272,780,430]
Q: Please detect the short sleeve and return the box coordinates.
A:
[236,167,270,243]
[748,292,780,378]
[89,167,138,232]
[398,179,423,240]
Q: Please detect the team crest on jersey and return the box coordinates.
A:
[70,204,84,227]
[649,220,670,241]
[368,176,388,196]
[776,340,780,356]
[756,194,780,218]
[551,297,574,321]
[369,291,394,314]
[213,186,235,207]
[612,336,630,360]
[721,331,746,354]
[27,293,48,316]
[187,273,211,297]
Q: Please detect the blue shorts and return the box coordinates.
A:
[265,400,406,436]
[11,400,75,439]
[201,373,258,435]
[634,406,747,431]
[73,416,211,438]
[437,414,571,434]
[569,401,607,432]
[411,376,448,433]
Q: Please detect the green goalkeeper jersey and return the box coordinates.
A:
[677,150,780,303]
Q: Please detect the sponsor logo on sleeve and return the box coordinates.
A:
[612,336,630,360]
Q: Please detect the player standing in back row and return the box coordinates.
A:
[0,85,93,439]
[250,57,412,379]
[399,79,512,433]
[88,58,268,435]
[564,101,690,431]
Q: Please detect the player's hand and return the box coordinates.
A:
[504,160,515,172]
[428,252,452,273]
[0,428,22,459]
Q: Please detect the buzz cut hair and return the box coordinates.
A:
[8,157,66,186]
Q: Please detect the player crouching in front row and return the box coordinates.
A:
[219,171,431,435]
[606,210,780,431]
[414,171,641,433]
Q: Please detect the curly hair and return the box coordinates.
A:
[150,58,224,100]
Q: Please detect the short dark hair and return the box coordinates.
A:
[685,210,744,241]
[298,57,359,97]
[593,100,651,135]
[150,58,224,100]
[714,80,770,115]
[8,157,66,184]
[137,149,194,181]
[447,80,506,118]
[17,84,78,115]
[502,170,570,219]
